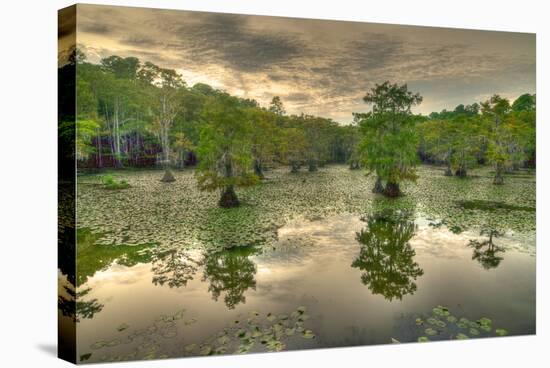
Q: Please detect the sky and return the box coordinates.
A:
[65,4,535,123]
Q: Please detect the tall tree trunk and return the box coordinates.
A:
[96,130,103,168]
[112,98,123,168]
[160,165,176,182]
[290,161,300,173]
[493,116,505,185]
[308,160,318,172]
[372,176,384,193]
[254,159,264,179]
[444,160,452,176]
[455,164,467,177]
[219,185,239,208]
[159,95,176,182]
[219,154,239,207]
[493,163,504,185]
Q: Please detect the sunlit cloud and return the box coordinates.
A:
[73,4,535,123]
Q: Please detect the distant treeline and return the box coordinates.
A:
[418,98,536,172]
[59,51,358,174]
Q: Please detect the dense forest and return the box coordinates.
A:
[60,52,536,206]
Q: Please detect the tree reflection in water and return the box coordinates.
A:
[468,228,505,270]
[151,247,200,288]
[58,285,104,322]
[201,246,258,309]
[351,210,424,301]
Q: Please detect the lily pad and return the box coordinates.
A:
[200,345,213,356]
[302,330,315,339]
[184,344,197,353]
[425,328,438,336]
[495,329,508,336]
[469,328,480,336]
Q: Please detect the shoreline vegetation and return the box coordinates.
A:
[59,50,535,207]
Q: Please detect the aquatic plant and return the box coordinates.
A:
[394,305,509,343]
[76,165,535,253]
[184,306,316,356]
[81,306,316,362]
[101,174,130,190]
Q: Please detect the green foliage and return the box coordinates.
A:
[482,95,515,184]
[248,108,281,176]
[419,114,483,176]
[280,127,308,172]
[101,174,130,190]
[428,102,480,120]
[420,93,535,182]
[195,94,260,204]
[268,96,286,115]
[512,93,536,112]
[357,82,423,193]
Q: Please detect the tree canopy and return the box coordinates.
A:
[67,51,536,203]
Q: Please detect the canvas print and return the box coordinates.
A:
[58,4,536,364]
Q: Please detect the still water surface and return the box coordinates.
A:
[75,213,535,362]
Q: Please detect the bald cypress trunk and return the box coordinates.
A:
[219,155,240,208]
[254,159,264,179]
[219,185,239,208]
[455,165,467,177]
[349,161,360,170]
[383,182,401,197]
[493,115,505,185]
[493,163,504,185]
[444,161,453,176]
[372,177,384,193]
[160,167,175,182]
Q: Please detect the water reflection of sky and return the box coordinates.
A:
[73,213,535,362]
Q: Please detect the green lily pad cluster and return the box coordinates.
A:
[79,306,316,363]
[183,306,315,356]
[408,305,509,343]
[82,308,195,362]
[76,165,535,255]
[101,174,130,190]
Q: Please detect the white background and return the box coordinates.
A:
[0,0,547,366]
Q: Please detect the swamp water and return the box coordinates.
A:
[63,166,536,363]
